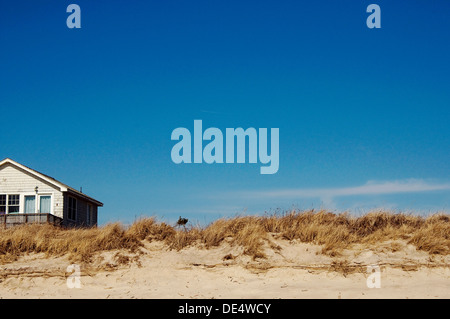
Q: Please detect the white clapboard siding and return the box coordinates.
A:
[0,163,64,218]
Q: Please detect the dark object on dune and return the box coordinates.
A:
[177,216,188,227]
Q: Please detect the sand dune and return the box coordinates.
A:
[1,239,448,299]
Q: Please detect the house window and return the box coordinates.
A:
[6,195,20,213]
[87,204,92,225]
[0,194,20,214]
[24,196,36,214]
[40,196,51,214]
[8,195,20,213]
[0,195,6,214]
[68,196,77,221]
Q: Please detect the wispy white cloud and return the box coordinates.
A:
[243,179,450,200]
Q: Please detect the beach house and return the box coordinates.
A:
[0,158,103,228]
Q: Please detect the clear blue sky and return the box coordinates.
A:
[1,1,449,225]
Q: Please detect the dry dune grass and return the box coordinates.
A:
[0,210,449,265]
[0,223,142,264]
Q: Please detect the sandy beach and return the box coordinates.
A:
[1,239,448,299]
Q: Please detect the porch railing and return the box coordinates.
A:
[1,213,63,228]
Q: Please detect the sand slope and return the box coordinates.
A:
[0,240,449,299]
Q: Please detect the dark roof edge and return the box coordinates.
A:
[66,188,104,207]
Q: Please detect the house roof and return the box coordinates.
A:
[0,158,103,207]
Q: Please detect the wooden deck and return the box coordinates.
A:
[1,213,63,228]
